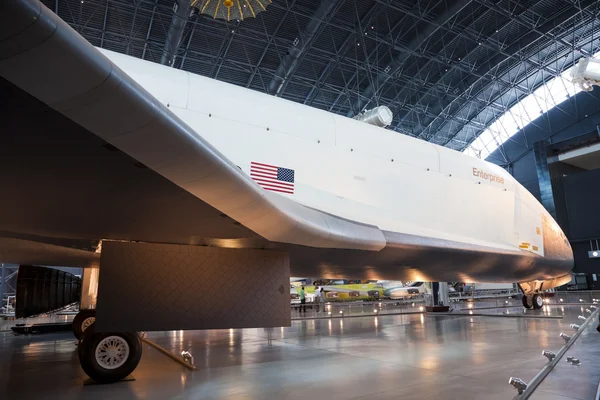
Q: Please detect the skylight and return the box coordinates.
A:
[463,54,600,160]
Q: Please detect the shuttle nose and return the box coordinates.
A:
[543,215,573,267]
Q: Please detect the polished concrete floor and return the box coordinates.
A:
[530,309,600,400]
[0,305,598,400]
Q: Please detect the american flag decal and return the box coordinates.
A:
[250,162,295,194]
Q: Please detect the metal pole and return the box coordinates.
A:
[0,264,5,309]
[438,282,449,306]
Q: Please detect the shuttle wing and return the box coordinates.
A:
[0,0,384,252]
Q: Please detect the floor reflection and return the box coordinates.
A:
[0,305,596,400]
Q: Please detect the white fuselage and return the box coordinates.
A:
[99,49,557,257]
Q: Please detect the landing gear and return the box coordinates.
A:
[532,294,544,309]
[77,323,142,383]
[522,295,533,309]
[73,309,96,339]
[521,294,543,310]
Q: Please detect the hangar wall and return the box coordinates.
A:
[486,87,600,199]
[563,169,600,240]
[486,87,600,288]
[562,168,600,288]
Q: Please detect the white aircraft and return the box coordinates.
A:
[0,0,572,383]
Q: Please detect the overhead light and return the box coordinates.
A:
[559,333,571,343]
[569,57,600,92]
[578,315,587,321]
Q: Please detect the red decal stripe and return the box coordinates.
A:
[250,162,278,169]
[251,167,278,174]
[252,177,294,189]
[253,179,294,191]
[250,172,278,179]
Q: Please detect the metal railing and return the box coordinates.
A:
[551,290,600,304]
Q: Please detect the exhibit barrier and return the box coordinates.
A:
[291,291,600,320]
[551,290,600,304]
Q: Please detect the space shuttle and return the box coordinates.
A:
[0,0,573,383]
[0,0,573,298]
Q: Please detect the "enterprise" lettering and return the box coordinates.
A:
[472,168,505,184]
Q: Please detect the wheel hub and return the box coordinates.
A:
[535,295,543,307]
[81,317,95,332]
[95,336,130,370]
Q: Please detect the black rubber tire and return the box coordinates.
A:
[532,294,544,309]
[73,309,96,340]
[522,295,532,309]
[78,324,142,383]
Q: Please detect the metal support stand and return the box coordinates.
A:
[438,282,449,306]
[426,282,450,312]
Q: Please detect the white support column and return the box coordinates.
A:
[438,282,449,306]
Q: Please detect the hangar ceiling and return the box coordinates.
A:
[41,0,600,153]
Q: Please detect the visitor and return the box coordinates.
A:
[299,286,306,313]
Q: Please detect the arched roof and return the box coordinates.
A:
[44,0,600,151]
